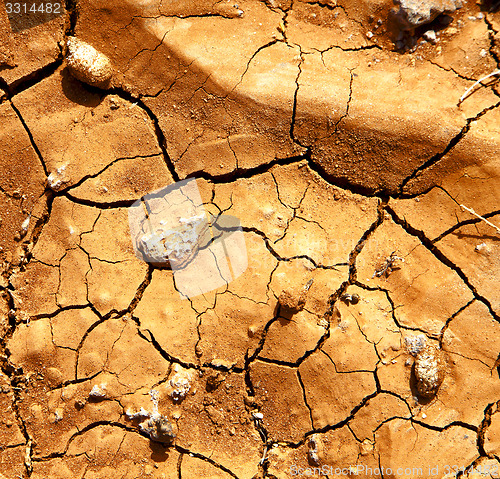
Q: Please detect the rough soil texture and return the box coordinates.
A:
[1,0,500,478]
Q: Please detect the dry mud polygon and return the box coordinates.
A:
[1,0,500,478]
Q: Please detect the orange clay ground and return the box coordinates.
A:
[1,0,500,478]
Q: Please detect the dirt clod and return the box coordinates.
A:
[278,283,311,313]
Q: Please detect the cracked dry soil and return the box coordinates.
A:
[1,0,500,478]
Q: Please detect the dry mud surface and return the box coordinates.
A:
[1,0,500,478]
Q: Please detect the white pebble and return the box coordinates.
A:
[66,37,113,88]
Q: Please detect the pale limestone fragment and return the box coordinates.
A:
[394,0,462,30]
[168,364,194,401]
[125,391,176,445]
[360,439,374,456]
[414,345,445,398]
[137,214,208,266]
[308,434,321,466]
[66,37,113,87]
[53,408,63,423]
[405,334,426,356]
[20,216,30,235]
[89,383,107,399]
[211,358,236,369]
[475,242,492,255]
[47,165,70,191]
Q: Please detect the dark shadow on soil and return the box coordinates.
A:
[61,67,104,107]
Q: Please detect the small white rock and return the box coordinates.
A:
[168,367,194,401]
[21,216,30,234]
[89,383,107,398]
[414,346,445,398]
[66,37,113,88]
[475,242,491,254]
[54,408,63,422]
[423,29,437,43]
[47,165,70,191]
